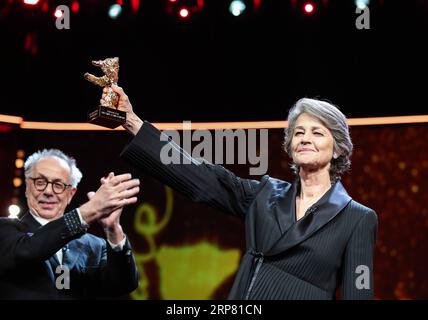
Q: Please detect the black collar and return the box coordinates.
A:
[20,212,43,232]
[268,178,352,256]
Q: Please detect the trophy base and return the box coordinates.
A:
[88,106,126,129]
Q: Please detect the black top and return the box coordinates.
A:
[121,121,378,300]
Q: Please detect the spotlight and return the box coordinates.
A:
[12,150,25,215]
[179,8,189,18]
[229,0,246,17]
[13,178,22,188]
[303,2,315,14]
[166,0,204,20]
[8,204,21,219]
[15,159,24,169]
[355,0,369,9]
[109,4,122,19]
[54,9,63,18]
[23,0,40,5]
[41,1,49,12]
[131,0,140,14]
[71,1,80,13]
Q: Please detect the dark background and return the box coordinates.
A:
[1,0,428,122]
[1,0,428,300]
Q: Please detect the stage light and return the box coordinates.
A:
[253,0,261,12]
[71,1,80,13]
[229,0,246,17]
[15,159,24,169]
[131,0,140,14]
[167,1,204,19]
[41,1,49,12]
[109,4,122,19]
[8,204,21,218]
[179,8,189,18]
[303,2,315,14]
[16,150,25,159]
[355,0,369,9]
[54,9,63,18]
[13,178,22,188]
[23,0,40,5]
[11,150,24,219]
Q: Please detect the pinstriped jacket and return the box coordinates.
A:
[121,121,378,300]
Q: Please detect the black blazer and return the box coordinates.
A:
[121,121,378,300]
[0,211,139,299]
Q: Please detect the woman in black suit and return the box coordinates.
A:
[110,85,378,300]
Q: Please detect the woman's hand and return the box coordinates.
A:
[101,85,144,135]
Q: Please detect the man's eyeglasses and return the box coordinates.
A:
[28,177,72,194]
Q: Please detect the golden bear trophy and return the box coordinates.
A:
[84,57,126,128]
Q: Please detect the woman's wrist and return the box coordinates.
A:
[124,112,143,136]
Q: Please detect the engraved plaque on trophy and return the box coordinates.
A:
[84,57,126,129]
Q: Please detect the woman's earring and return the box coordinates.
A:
[333,152,338,159]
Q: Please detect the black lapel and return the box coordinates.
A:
[20,212,42,233]
[267,180,352,256]
[273,178,299,234]
[20,212,61,266]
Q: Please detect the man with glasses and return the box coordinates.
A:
[0,149,140,299]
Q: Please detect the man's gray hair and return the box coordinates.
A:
[283,98,353,181]
[24,149,83,187]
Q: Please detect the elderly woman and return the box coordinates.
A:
[111,85,378,300]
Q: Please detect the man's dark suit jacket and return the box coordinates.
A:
[0,210,139,299]
[120,121,378,300]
